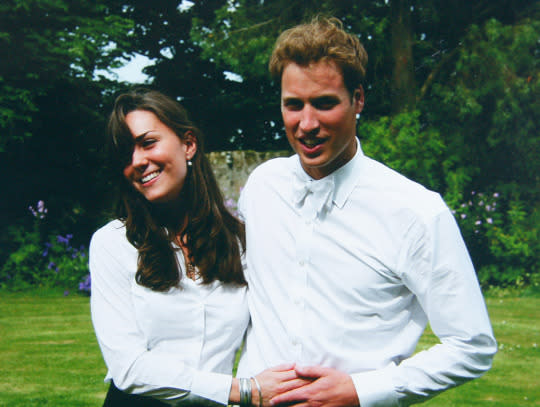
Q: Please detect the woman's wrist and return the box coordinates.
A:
[229,377,261,406]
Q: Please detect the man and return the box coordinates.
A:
[237,17,496,407]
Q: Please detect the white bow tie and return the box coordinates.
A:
[292,172,335,216]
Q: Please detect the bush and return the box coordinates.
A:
[0,200,90,293]
[451,191,539,289]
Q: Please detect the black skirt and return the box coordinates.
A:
[103,381,169,407]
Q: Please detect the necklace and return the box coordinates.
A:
[186,261,198,280]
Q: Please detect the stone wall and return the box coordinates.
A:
[207,150,292,202]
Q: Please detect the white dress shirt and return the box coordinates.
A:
[237,140,496,407]
[90,220,249,405]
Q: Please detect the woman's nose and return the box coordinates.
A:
[131,146,148,169]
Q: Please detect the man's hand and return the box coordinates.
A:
[270,366,360,407]
[254,364,313,407]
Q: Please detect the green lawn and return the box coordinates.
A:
[0,290,538,406]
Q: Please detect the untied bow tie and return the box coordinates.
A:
[292,172,335,216]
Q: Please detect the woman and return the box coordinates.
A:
[90,89,303,406]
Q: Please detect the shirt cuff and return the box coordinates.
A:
[351,364,399,407]
[191,370,232,405]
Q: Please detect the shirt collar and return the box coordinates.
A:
[332,138,364,209]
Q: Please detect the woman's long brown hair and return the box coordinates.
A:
[107,88,246,291]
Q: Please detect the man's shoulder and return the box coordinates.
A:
[362,156,447,215]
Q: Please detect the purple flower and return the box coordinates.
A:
[487,218,493,224]
[47,261,56,270]
[42,242,52,257]
[63,290,70,296]
[79,274,91,294]
[461,213,467,219]
[57,235,69,244]
[28,200,47,219]
[475,220,482,225]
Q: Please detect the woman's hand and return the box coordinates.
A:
[252,363,313,407]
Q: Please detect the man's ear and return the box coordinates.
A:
[353,86,365,113]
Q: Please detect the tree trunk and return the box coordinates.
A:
[391,0,416,113]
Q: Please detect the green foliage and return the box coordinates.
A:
[418,16,540,290]
[427,18,540,199]
[449,188,539,290]
[0,0,134,151]
[0,0,537,292]
[359,110,449,191]
[479,197,539,289]
[0,201,89,292]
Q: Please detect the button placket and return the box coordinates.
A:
[288,212,314,358]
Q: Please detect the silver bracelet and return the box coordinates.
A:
[239,377,252,407]
[251,376,263,407]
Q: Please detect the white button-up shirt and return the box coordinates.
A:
[237,141,496,406]
[90,220,249,405]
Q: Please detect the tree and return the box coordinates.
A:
[0,0,134,263]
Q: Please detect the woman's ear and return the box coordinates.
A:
[183,130,197,160]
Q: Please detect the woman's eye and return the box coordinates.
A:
[142,139,156,148]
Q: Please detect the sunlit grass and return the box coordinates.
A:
[420,297,540,406]
[0,288,107,406]
[0,289,538,406]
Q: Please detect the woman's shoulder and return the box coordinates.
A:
[92,219,126,239]
[90,219,131,252]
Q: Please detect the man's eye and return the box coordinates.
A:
[314,99,338,110]
[284,100,303,111]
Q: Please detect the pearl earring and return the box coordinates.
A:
[187,160,192,167]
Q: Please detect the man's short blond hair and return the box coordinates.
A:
[269,17,368,95]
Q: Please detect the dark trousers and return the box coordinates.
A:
[103,381,169,407]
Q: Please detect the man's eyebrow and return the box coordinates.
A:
[311,95,340,102]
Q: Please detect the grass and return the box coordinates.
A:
[0,289,538,406]
[0,288,107,406]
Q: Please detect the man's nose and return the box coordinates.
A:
[299,106,320,134]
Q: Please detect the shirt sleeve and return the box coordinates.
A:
[89,225,232,406]
[351,208,497,407]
